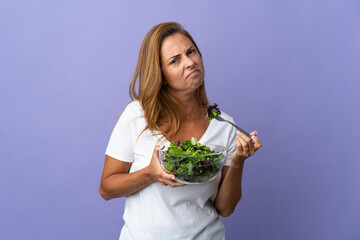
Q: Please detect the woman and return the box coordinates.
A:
[100,22,262,240]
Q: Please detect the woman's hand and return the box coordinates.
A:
[231,131,263,166]
[149,145,186,187]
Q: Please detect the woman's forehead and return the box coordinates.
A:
[161,33,193,58]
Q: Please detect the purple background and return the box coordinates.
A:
[1,0,359,239]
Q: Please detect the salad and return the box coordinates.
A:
[161,138,225,183]
[206,103,221,122]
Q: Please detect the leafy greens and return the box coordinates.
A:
[162,138,224,183]
[206,103,221,122]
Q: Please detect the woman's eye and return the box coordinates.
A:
[170,59,176,64]
[188,49,196,55]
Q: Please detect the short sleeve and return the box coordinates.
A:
[223,118,237,166]
[105,102,140,162]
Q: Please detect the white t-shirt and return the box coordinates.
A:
[105,101,237,240]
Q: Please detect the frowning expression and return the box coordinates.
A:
[160,33,205,95]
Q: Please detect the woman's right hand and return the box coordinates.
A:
[149,145,186,187]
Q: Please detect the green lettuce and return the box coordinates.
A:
[162,138,224,183]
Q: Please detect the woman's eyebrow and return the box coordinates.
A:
[167,54,180,61]
[167,45,195,61]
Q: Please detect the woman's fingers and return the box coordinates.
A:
[152,145,185,187]
[236,131,253,152]
[234,130,262,160]
[152,145,175,178]
[157,170,185,187]
[159,179,186,187]
[250,132,262,151]
[236,136,248,153]
[153,145,165,156]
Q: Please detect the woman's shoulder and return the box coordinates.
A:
[119,100,144,118]
[125,100,142,111]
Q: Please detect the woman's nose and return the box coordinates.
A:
[184,56,195,68]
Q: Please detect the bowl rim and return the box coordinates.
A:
[159,144,227,157]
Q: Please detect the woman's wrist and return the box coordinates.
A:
[143,165,156,182]
[230,157,245,169]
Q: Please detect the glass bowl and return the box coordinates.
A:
[159,144,227,184]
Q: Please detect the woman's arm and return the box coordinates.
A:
[99,155,153,200]
[99,145,185,200]
[214,131,262,217]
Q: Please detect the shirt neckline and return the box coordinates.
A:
[160,118,214,145]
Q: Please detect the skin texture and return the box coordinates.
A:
[99,33,263,217]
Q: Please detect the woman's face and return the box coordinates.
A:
[160,33,205,95]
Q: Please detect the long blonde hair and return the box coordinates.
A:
[129,22,209,139]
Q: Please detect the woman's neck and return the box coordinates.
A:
[171,93,205,119]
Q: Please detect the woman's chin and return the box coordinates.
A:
[189,78,203,89]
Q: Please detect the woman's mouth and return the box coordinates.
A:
[186,70,199,79]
